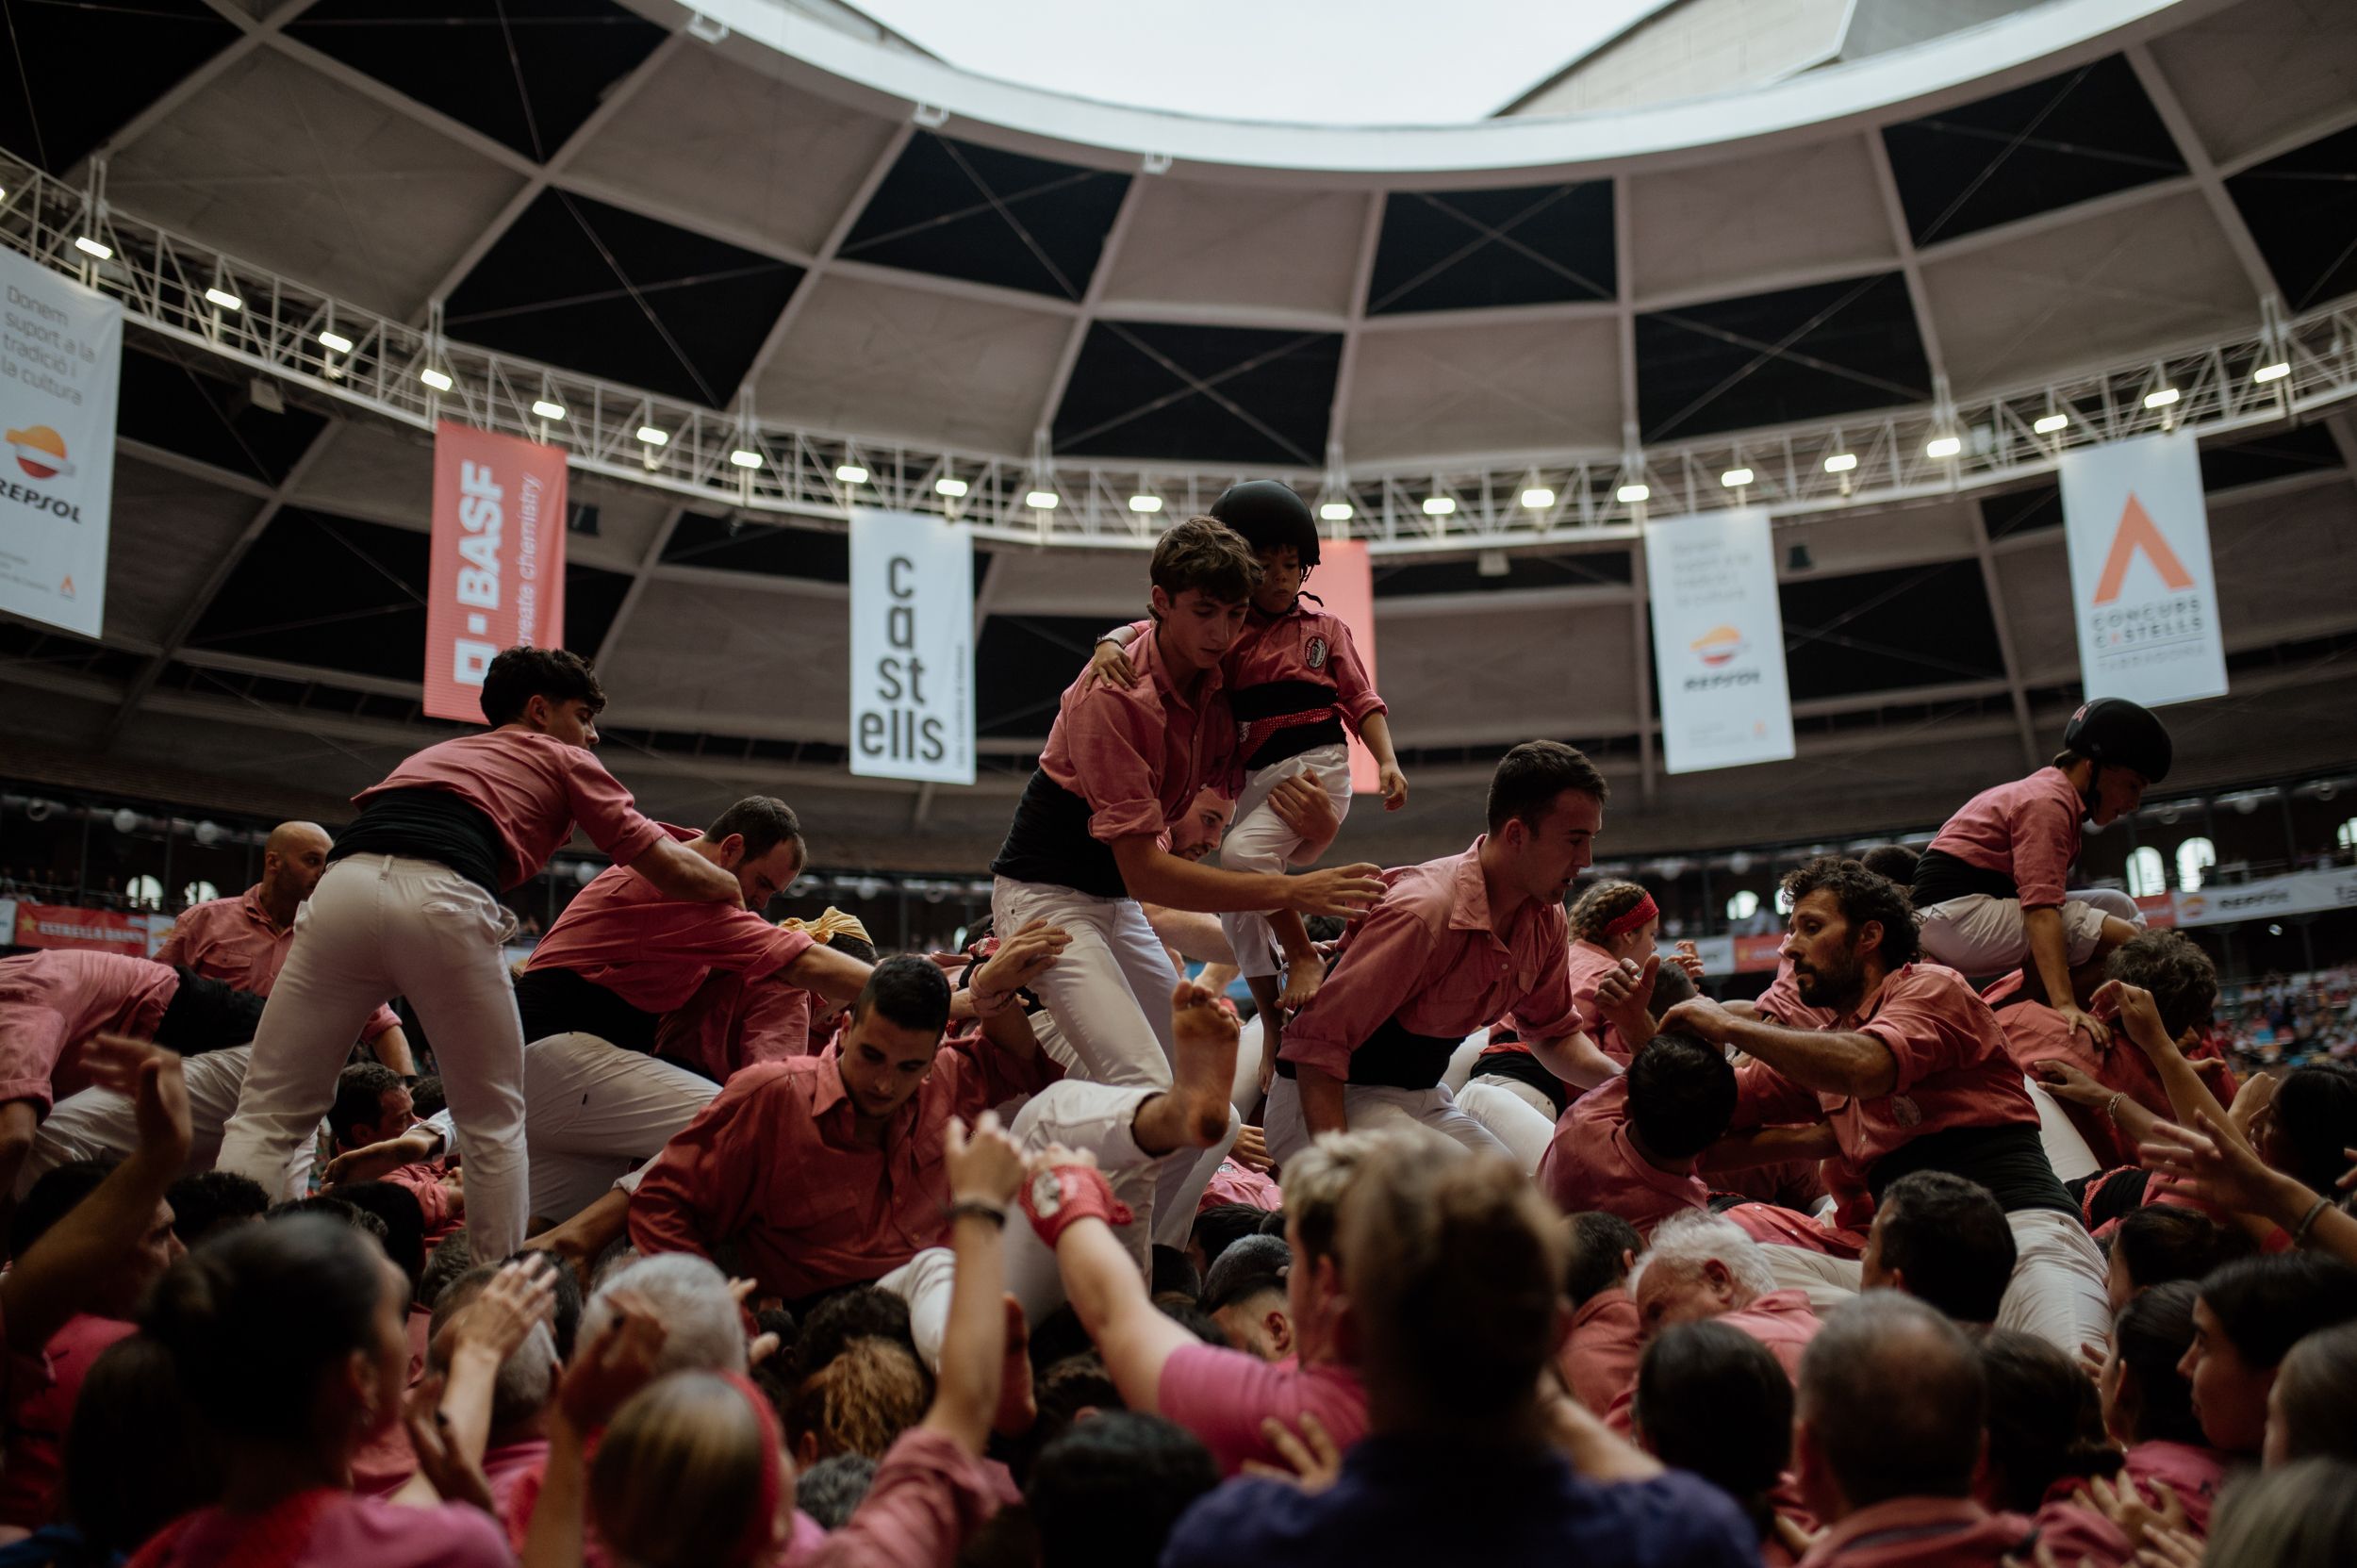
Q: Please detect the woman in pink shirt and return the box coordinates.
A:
[126,1213,512,1568]
[2098,1281,2229,1538]
[216,646,740,1260]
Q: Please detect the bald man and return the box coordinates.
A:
[157,822,413,1072]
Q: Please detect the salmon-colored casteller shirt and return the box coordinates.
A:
[355,730,666,890]
[158,885,401,1043]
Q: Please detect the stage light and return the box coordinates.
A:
[74,237,110,259]
[1822,453,1857,473]
[318,330,354,354]
[935,476,969,497]
[1026,490,1058,509]
[2034,413,2069,434]
[533,400,567,421]
[636,425,669,446]
[1422,495,1455,515]
[1129,494,1162,512]
[2143,388,2179,409]
[1319,502,1353,521]
[836,464,868,484]
[420,368,453,391]
[1520,487,1555,508]
[1721,467,1754,488]
[730,449,762,469]
[1616,484,1650,503]
[2253,361,2290,384]
[205,287,242,310]
[1924,436,1962,459]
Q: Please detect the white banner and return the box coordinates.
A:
[0,247,122,638]
[2060,429,2227,708]
[1645,508,1795,774]
[849,507,974,785]
[2172,867,2357,928]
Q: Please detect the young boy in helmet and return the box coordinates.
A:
[1086,481,1408,1043]
[1910,697,2172,1051]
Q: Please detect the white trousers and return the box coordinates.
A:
[24,1047,309,1198]
[1759,1243,1864,1315]
[218,854,531,1258]
[510,1033,721,1224]
[1217,745,1353,980]
[1996,1207,2113,1356]
[879,1078,1164,1367]
[1455,1075,1559,1175]
[1918,893,2114,975]
[2027,1077,2102,1184]
[1262,1075,1508,1167]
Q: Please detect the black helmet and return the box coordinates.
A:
[1209,481,1319,568]
[2064,698,2172,784]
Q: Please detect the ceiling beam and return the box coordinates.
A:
[2123,45,2279,309]
[1965,495,2042,770]
[1030,174,1150,449]
[87,0,317,169]
[1319,191,1391,474]
[594,504,689,668]
[1860,128,1952,393]
[259,33,539,181]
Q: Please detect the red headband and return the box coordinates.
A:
[719,1371,788,1568]
[1598,893,1658,941]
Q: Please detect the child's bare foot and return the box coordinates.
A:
[1278,947,1326,1013]
[1168,979,1241,1146]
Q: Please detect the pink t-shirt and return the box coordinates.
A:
[1559,1290,1641,1417]
[1924,767,2084,910]
[1036,626,1241,846]
[355,730,666,890]
[788,1426,1020,1567]
[1565,941,1640,1064]
[139,1493,512,1568]
[1536,1075,1706,1236]
[523,825,813,1015]
[2120,1440,2229,1536]
[0,950,179,1113]
[0,1312,137,1529]
[1722,1201,1866,1260]
[1983,971,2238,1170]
[1155,1342,1368,1476]
[1197,1159,1283,1213]
[157,888,401,1043]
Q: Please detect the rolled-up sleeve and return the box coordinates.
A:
[558,751,668,866]
[1324,620,1387,731]
[799,1427,1017,1567]
[1063,701,1168,844]
[1278,902,1435,1080]
[1729,1059,1823,1131]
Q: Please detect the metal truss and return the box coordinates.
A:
[7,144,2355,556]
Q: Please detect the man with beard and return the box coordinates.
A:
[1663,857,2108,1357]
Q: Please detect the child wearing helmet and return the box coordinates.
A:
[1086,481,1407,1053]
[1911,698,2173,1051]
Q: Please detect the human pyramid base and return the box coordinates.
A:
[1,483,2352,1568]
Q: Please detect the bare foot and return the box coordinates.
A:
[1278,946,1326,1012]
[1168,979,1241,1147]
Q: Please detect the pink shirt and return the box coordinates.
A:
[1924,767,2084,910]
[1537,1076,1706,1236]
[524,827,814,1015]
[1197,1159,1283,1213]
[1121,603,1385,755]
[383,1160,465,1249]
[1566,941,1639,1065]
[355,730,666,890]
[157,887,400,1043]
[1983,971,2237,1169]
[1039,625,1240,846]
[1798,1497,2036,1568]
[1718,1290,1821,1383]
[1156,1342,1368,1476]
[1722,1202,1866,1259]
[1559,1290,1642,1416]
[628,1039,1060,1301]
[1733,964,2037,1180]
[1280,838,1582,1081]
[0,1312,137,1529]
[2120,1440,2229,1536]
[653,966,819,1080]
[788,1426,1020,1567]
[140,1493,512,1568]
[0,950,179,1113]
[2028,1499,2133,1568]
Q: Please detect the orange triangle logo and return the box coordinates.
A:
[2092,492,2193,605]
[58,575,74,597]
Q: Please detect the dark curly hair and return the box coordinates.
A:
[2105,931,2218,1041]
[1781,855,1920,967]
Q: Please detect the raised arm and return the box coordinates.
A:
[2097,980,2236,1146]
[921,1113,1029,1453]
[624,834,744,904]
[1030,1156,1195,1415]
[782,940,876,1006]
[1664,997,1897,1100]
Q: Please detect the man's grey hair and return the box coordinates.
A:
[580,1252,748,1376]
[1628,1210,1777,1303]
[1286,1127,1451,1263]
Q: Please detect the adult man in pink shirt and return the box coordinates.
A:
[218,646,742,1261]
[1910,698,2171,1048]
[989,518,1381,1244]
[1666,857,2110,1356]
[0,950,263,1209]
[1538,1032,1732,1237]
[1626,1212,1822,1383]
[158,820,412,1072]
[1026,1127,1390,1474]
[1266,740,1619,1164]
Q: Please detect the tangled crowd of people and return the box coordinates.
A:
[1,482,2354,1568]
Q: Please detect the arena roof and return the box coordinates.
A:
[1,0,2355,874]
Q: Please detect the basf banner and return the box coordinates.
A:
[425,421,568,721]
[0,246,122,638]
[1311,538,1381,793]
[849,507,974,785]
[2060,430,2227,709]
[1644,508,1795,774]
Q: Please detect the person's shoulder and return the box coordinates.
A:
[1568,1469,1755,1563]
[1162,1475,1317,1564]
[337,1494,513,1566]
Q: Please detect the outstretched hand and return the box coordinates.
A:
[2138,1104,2286,1218]
[442,1254,558,1363]
[946,1112,1027,1208]
[972,919,1070,1013]
[1593,955,1658,1036]
[1267,775,1343,856]
[1241,1411,1343,1492]
[82,1034,191,1164]
[1284,863,1386,919]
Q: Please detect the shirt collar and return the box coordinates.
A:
[237,884,288,935]
[1138,624,1224,711]
[809,1048,925,1149]
[1811,1495,1991,1561]
[1836,963,1918,1032]
[1447,837,1501,935]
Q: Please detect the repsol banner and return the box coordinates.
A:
[849,507,974,785]
[2172,867,2357,928]
[424,421,569,722]
[1644,507,1795,774]
[0,245,122,637]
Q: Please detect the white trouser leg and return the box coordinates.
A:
[2026,1077,2102,1184]
[1263,1076,1310,1167]
[1997,1207,2113,1356]
[1918,894,2111,975]
[1267,1081,1508,1164]
[878,1247,959,1373]
[1454,1076,1560,1174]
[519,1033,720,1224]
[31,1047,289,1201]
[1759,1244,1863,1314]
[1153,1110,1242,1248]
[1216,746,1352,981]
[217,857,406,1198]
[1005,1080,1162,1327]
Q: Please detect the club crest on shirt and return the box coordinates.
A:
[1891,1094,1923,1127]
[1306,635,1327,669]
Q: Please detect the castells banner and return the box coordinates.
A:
[2059,429,2227,709]
[849,507,975,785]
[424,421,569,722]
[1644,507,1795,774]
[0,245,123,638]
